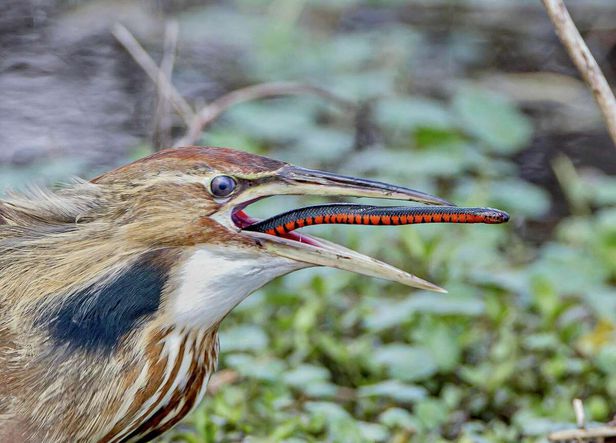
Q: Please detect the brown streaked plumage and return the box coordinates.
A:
[0,146,508,442]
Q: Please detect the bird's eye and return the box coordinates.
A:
[210,175,237,198]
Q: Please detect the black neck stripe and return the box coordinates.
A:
[40,250,170,354]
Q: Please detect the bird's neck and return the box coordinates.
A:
[168,245,305,329]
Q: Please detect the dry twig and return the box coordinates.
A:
[152,20,179,149]
[112,23,195,125]
[174,81,356,147]
[112,24,356,148]
[573,398,586,429]
[548,426,616,442]
[541,0,616,147]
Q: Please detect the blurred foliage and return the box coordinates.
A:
[169,1,616,437]
[3,0,615,442]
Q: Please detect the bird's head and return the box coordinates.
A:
[96,146,451,275]
[85,146,506,330]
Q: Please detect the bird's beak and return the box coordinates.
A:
[266,166,453,206]
[215,165,508,292]
[209,165,453,292]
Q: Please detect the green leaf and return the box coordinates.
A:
[414,399,449,430]
[485,179,551,217]
[424,325,462,372]
[201,130,263,154]
[219,325,269,352]
[224,354,285,381]
[512,411,571,436]
[282,364,330,388]
[344,149,464,178]
[414,127,465,148]
[364,293,484,331]
[358,421,389,442]
[358,380,427,403]
[583,287,616,324]
[532,243,609,294]
[226,100,317,141]
[332,70,396,100]
[305,401,350,420]
[305,401,364,442]
[595,345,616,375]
[288,128,353,163]
[376,97,453,132]
[373,344,438,381]
[580,171,616,206]
[379,407,417,431]
[453,86,533,154]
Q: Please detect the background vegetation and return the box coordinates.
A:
[2,1,616,442]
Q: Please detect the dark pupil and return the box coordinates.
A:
[211,176,235,197]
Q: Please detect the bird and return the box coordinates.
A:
[0,146,508,442]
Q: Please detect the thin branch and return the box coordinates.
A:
[152,20,179,150]
[573,398,586,429]
[548,426,616,442]
[175,81,356,147]
[541,0,616,147]
[160,21,179,84]
[111,25,355,149]
[112,23,195,126]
